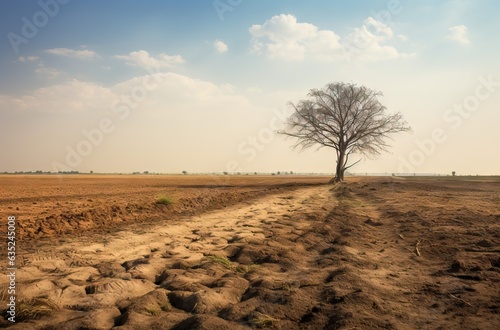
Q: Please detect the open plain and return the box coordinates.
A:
[0,175,499,329]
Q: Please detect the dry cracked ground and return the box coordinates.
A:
[1,176,499,329]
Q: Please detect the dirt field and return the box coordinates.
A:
[0,174,327,244]
[0,175,499,329]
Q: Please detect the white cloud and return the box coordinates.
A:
[249,14,411,62]
[342,17,402,62]
[246,86,262,93]
[0,72,247,115]
[447,25,470,45]
[398,34,408,41]
[113,72,248,112]
[45,48,98,59]
[115,50,185,69]
[249,14,341,61]
[35,62,62,78]
[18,56,39,62]
[213,39,228,53]
[0,80,114,113]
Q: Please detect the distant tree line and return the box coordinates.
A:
[7,170,80,174]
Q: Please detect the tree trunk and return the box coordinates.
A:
[333,151,346,183]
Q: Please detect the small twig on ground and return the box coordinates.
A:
[415,240,421,256]
[449,293,473,307]
[398,234,404,240]
[189,302,198,313]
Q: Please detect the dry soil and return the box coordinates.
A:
[0,175,498,329]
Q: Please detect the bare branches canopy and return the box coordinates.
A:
[279,82,411,182]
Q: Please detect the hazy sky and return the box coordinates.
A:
[1,0,499,175]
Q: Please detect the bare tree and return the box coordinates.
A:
[279,82,411,183]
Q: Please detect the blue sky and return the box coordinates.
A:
[1,0,499,174]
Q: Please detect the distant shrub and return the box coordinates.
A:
[155,195,173,205]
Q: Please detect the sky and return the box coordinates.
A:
[0,0,499,175]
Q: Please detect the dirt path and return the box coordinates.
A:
[2,185,338,329]
[1,179,498,329]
